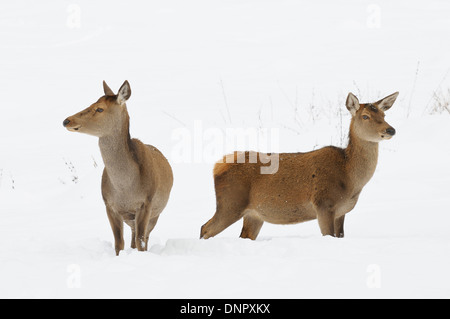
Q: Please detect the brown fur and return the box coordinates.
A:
[201,92,398,240]
[63,80,173,255]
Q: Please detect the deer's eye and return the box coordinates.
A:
[96,108,104,113]
[362,115,369,120]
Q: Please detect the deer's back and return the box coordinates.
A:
[140,141,173,211]
[143,142,173,190]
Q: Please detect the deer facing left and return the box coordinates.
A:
[63,80,173,255]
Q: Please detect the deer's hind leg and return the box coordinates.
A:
[200,207,246,239]
[200,181,249,239]
[240,211,264,240]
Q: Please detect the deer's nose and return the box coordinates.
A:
[63,119,70,127]
[386,127,396,136]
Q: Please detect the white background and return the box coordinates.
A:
[0,0,449,298]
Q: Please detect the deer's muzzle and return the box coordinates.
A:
[63,118,82,131]
[385,127,396,136]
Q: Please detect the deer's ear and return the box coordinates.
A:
[346,92,360,116]
[117,80,131,105]
[377,92,399,111]
[103,81,115,96]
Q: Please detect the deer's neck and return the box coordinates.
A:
[344,123,379,191]
[98,113,139,188]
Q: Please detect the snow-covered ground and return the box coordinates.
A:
[0,0,449,298]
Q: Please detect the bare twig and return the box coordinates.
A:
[161,110,187,127]
[424,67,450,115]
[277,82,303,129]
[407,61,420,117]
[279,123,301,136]
[220,79,232,124]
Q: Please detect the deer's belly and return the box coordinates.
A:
[103,190,146,218]
[249,200,317,224]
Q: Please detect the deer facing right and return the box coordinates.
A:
[201,92,398,240]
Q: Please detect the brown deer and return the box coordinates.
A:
[201,92,398,240]
[63,80,173,255]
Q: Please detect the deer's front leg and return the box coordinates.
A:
[106,206,124,256]
[316,210,336,237]
[334,215,345,238]
[124,220,136,249]
[135,203,152,251]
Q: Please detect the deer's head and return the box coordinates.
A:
[346,92,398,142]
[63,80,131,137]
